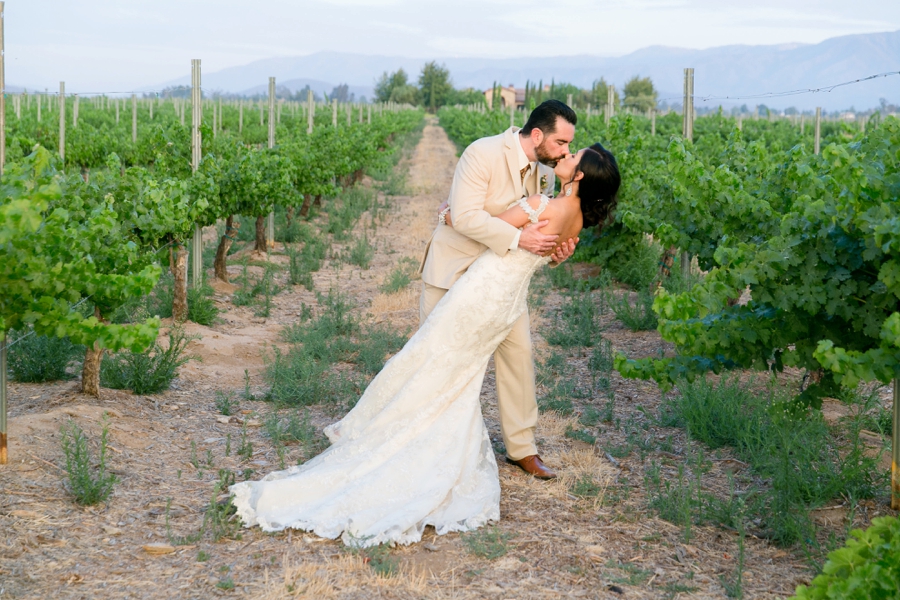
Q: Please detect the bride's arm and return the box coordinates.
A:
[442,195,546,229]
[497,195,548,228]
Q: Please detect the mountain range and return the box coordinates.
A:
[149,29,898,111]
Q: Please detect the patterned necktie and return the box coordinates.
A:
[519,164,530,184]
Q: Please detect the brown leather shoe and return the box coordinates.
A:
[507,455,557,479]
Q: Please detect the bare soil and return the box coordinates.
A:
[1,117,895,599]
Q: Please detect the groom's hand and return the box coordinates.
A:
[550,237,579,264]
[518,220,558,255]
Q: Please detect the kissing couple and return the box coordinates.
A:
[231,100,621,547]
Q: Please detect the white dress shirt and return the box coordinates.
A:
[509,132,536,250]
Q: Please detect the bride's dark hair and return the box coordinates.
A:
[574,143,620,228]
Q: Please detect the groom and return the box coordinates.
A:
[419,100,578,479]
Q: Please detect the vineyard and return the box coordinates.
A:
[1,66,899,598]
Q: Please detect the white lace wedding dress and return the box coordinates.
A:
[231,197,552,547]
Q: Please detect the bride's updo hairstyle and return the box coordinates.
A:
[575,143,620,229]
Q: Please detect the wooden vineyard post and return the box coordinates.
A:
[189,59,203,300]
[566,93,573,107]
[367,104,371,125]
[0,1,5,466]
[606,85,615,126]
[679,68,695,281]
[266,77,275,250]
[58,82,65,164]
[814,107,821,155]
[0,333,6,465]
[73,94,79,128]
[800,114,805,135]
[509,104,515,128]
[307,89,314,134]
[37,89,41,122]
[131,94,137,143]
[332,98,337,127]
[651,108,656,136]
[893,379,900,510]
[212,101,217,138]
[149,98,153,120]
[347,102,351,127]
[737,114,742,131]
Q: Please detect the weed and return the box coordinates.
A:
[60,416,117,505]
[604,560,653,586]
[6,329,83,382]
[536,350,567,387]
[570,475,602,498]
[579,406,602,427]
[544,290,602,347]
[215,391,237,416]
[286,240,323,290]
[216,577,235,590]
[565,426,597,445]
[101,327,198,395]
[461,526,514,560]
[243,369,254,401]
[588,338,614,389]
[355,323,407,375]
[252,265,281,318]
[238,424,253,461]
[187,280,220,326]
[379,258,418,294]
[663,376,883,546]
[190,441,199,470]
[608,237,661,291]
[197,550,210,562]
[345,232,375,269]
[344,538,400,577]
[608,290,658,331]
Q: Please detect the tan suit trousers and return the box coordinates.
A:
[419,282,538,461]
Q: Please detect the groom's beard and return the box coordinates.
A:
[534,140,561,168]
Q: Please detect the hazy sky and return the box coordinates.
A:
[9,0,900,92]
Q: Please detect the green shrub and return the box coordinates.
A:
[792,516,900,600]
[663,377,884,546]
[355,324,407,375]
[608,290,658,331]
[607,236,661,291]
[544,290,602,347]
[461,526,514,560]
[6,329,83,382]
[101,328,198,395]
[60,416,117,505]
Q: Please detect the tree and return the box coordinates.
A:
[418,62,454,113]
[622,76,657,112]
[374,69,410,103]
[588,78,620,109]
[330,84,354,103]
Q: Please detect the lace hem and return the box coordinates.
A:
[230,481,499,548]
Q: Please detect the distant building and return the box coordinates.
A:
[483,84,550,110]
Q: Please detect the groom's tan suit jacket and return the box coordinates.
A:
[420,126,556,289]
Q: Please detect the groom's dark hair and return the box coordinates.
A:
[521,100,577,136]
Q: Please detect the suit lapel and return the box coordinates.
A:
[503,127,525,198]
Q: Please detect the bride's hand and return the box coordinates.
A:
[550,237,579,264]
[438,202,453,227]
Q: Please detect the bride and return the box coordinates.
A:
[230,144,620,547]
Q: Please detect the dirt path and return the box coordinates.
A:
[1,117,838,599]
